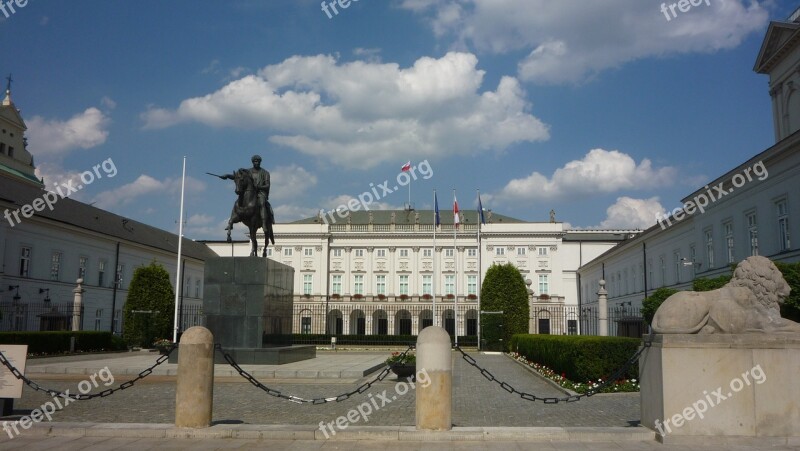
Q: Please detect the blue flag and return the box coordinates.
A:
[434,192,440,226]
[478,194,486,225]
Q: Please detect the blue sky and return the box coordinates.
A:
[2,0,796,239]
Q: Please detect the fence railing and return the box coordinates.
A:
[530,304,646,338]
[1,302,646,339]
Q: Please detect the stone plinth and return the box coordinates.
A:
[203,257,294,348]
[170,256,315,365]
[640,334,800,442]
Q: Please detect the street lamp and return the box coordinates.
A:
[39,288,51,302]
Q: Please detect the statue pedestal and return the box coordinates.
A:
[640,334,800,444]
[171,256,314,364]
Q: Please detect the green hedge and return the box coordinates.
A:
[291,334,478,346]
[509,334,640,382]
[0,332,127,355]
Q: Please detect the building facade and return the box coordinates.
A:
[204,210,633,337]
[0,86,214,333]
[577,15,800,331]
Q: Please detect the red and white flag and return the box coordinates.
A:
[400,161,411,172]
[453,194,460,228]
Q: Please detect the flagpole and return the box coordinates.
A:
[477,189,482,351]
[172,156,186,343]
[433,190,437,327]
[408,175,411,209]
[453,189,458,347]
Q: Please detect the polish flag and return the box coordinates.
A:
[453,195,460,228]
[400,161,411,172]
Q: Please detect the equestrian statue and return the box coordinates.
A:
[208,154,275,257]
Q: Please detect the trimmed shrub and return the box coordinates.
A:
[692,275,732,292]
[641,287,678,325]
[290,334,477,346]
[480,263,529,350]
[509,334,640,382]
[123,262,175,348]
[0,331,127,355]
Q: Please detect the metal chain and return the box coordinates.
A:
[0,344,178,401]
[456,331,654,404]
[216,343,414,404]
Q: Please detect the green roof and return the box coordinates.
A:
[292,209,527,225]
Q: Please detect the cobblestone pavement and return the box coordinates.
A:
[8,353,640,427]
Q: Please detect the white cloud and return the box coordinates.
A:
[597,196,664,229]
[269,164,317,201]
[495,148,677,202]
[353,47,382,62]
[91,174,206,209]
[100,96,117,110]
[401,0,770,84]
[273,204,322,223]
[26,107,111,156]
[34,162,89,200]
[141,52,549,168]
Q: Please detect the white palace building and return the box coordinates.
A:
[204,212,633,338]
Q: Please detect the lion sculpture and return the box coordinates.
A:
[652,256,800,334]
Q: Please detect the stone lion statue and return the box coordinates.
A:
[652,256,800,334]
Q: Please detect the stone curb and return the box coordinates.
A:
[10,423,656,442]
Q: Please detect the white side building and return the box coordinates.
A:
[0,86,215,333]
[577,14,800,330]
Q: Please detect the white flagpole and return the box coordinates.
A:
[172,156,187,343]
[453,189,458,346]
[477,189,482,351]
[433,190,437,327]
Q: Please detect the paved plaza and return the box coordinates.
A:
[9,350,639,427]
[1,350,797,449]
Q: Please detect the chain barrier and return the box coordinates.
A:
[456,331,655,404]
[0,344,178,401]
[215,343,414,404]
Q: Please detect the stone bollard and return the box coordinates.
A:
[175,326,214,428]
[415,326,452,430]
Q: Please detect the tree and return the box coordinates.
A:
[692,274,732,292]
[775,261,800,322]
[123,261,175,347]
[480,263,529,350]
[642,287,678,326]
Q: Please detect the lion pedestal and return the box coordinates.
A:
[642,256,800,445]
[640,334,800,444]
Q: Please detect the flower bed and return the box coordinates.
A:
[508,352,639,393]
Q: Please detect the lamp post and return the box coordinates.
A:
[39,288,50,303]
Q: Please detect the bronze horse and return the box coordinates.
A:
[225,168,275,257]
